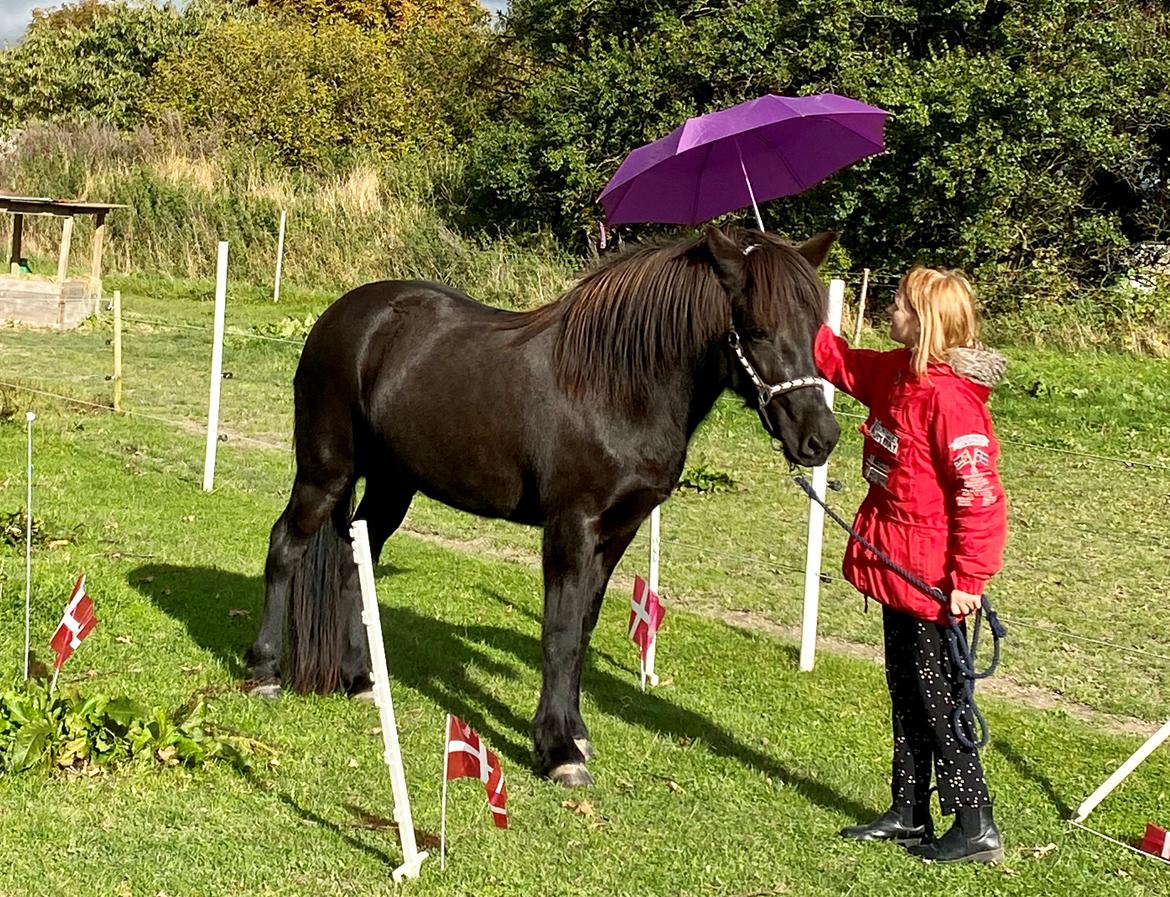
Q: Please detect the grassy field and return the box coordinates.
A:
[0,274,1168,895]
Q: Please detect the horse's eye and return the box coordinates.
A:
[748,328,769,341]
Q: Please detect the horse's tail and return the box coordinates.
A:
[287,488,355,694]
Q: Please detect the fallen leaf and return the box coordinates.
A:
[140,575,154,584]
[115,635,133,645]
[369,727,382,736]
[667,780,682,793]
[347,758,359,768]
[561,800,594,817]
[182,515,195,523]
[162,588,172,596]
[228,608,251,618]
[1021,842,1058,859]
[181,665,204,675]
[156,746,178,765]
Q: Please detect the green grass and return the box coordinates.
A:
[0,404,1167,896]
[0,276,1169,894]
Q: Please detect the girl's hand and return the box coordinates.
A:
[949,589,982,617]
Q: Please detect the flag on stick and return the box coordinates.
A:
[1139,823,1170,860]
[441,715,508,869]
[50,575,98,674]
[629,575,664,658]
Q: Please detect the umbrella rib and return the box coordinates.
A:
[754,127,806,193]
[691,141,716,227]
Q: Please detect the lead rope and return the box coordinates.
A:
[791,473,1007,750]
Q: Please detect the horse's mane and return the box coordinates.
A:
[499,228,826,411]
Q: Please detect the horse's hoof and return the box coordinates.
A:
[574,737,596,761]
[247,680,281,699]
[549,763,595,788]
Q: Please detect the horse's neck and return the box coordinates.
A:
[640,344,727,443]
[683,348,729,438]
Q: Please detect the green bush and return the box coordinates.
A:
[146,16,421,168]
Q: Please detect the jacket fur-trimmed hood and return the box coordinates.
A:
[946,346,1007,389]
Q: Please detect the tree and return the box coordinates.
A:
[464,0,1170,302]
[0,1,214,130]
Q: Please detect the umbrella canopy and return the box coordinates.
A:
[597,93,887,228]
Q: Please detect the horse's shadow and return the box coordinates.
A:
[130,562,876,822]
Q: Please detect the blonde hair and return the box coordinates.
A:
[899,266,978,376]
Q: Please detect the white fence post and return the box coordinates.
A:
[351,519,428,881]
[799,278,844,672]
[1073,717,1170,822]
[273,209,286,303]
[202,242,228,493]
[643,505,662,688]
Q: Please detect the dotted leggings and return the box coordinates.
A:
[882,604,990,815]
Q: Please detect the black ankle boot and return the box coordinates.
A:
[908,806,1003,863]
[840,805,933,845]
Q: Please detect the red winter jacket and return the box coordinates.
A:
[814,325,1008,624]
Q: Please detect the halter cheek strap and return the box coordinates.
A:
[727,325,823,410]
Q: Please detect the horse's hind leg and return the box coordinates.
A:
[337,476,416,695]
[248,469,352,694]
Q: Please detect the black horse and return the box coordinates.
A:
[248,226,841,787]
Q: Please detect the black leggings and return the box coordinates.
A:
[882,604,990,815]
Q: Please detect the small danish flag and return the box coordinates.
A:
[628,575,664,661]
[1139,823,1169,860]
[50,575,98,670]
[444,715,508,828]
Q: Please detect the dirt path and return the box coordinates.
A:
[403,523,1160,739]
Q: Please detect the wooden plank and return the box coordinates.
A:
[56,216,73,328]
[89,211,106,309]
[8,213,22,275]
[0,198,127,216]
[56,216,74,284]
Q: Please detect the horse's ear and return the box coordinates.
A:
[795,232,838,269]
[700,226,748,297]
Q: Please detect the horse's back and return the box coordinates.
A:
[294,281,545,516]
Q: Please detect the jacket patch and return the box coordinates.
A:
[868,420,899,455]
[949,433,990,451]
[953,448,991,472]
[863,454,891,489]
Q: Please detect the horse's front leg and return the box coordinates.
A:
[535,512,605,787]
[570,525,640,762]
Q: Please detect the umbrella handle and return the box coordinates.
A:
[735,139,765,232]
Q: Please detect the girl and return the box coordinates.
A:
[814,266,1008,864]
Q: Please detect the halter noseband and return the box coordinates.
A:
[727,325,823,410]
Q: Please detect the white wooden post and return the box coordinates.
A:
[853,268,870,346]
[23,411,34,680]
[202,242,228,492]
[1073,718,1170,822]
[112,289,123,412]
[799,278,844,672]
[273,210,286,303]
[642,505,662,689]
[351,520,428,881]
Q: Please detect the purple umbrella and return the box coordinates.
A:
[597,92,888,230]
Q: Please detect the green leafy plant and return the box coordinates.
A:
[0,677,273,775]
[253,313,319,341]
[675,463,738,495]
[0,511,82,550]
